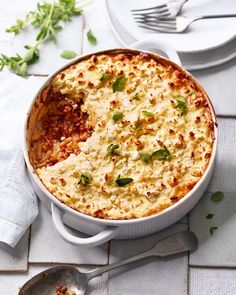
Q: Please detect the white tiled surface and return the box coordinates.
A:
[0,0,236,294]
[189,267,236,295]
[0,230,29,272]
[209,118,236,192]
[108,224,188,295]
[29,203,108,265]
[189,191,236,267]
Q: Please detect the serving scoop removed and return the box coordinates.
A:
[19,230,197,295]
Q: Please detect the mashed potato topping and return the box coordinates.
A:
[30,51,215,219]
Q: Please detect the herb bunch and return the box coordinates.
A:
[0,0,87,76]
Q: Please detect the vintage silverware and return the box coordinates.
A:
[131,0,189,18]
[19,230,198,295]
[135,14,236,33]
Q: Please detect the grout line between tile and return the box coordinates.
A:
[26,226,32,272]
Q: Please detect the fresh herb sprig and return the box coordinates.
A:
[115,175,133,187]
[176,95,187,116]
[112,111,124,122]
[106,144,120,157]
[87,28,97,45]
[112,76,126,92]
[1,0,87,76]
[152,145,171,161]
[78,172,92,185]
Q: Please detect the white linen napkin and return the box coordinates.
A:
[0,72,46,247]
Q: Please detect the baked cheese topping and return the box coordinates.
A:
[32,52,214,219]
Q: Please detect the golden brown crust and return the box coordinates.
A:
[27,50,215,220]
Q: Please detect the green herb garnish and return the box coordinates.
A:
[60,50,77,59]
[87,28,97,45]
[142,110,154,117]
[112,76,126,92]
[135,124,142,131]
[78,172,92,185]
[112,111,124,122]
[206,213,215,219]
[152,145,171,161]
[209,226,218,235]
[115,175,133,187]
[1,0,86,76]
[211,191,224,202]
[100,73,109,81]
[176,95,187,116]
[6,19,25,34]
[139,152,152,163]
[106,144,120,156]
[132,92,140,100]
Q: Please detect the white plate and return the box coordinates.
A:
[106,0,236,70]
[108,0,236,53]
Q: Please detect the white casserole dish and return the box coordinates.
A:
[24,39,217,247]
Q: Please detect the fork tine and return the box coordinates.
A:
[136,20,176,29]
[134,16,176,23]
[138,24,176,33]
[131,4,167,12]
[132,8,170,16]
[133,12,171,18]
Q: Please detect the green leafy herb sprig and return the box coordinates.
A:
[106,144,120,157]
[139,145,171,164]
[87,28,97,45]
[60,50,77,59]
[112,111,124,122]
[176,95,187,116]
[1,0,88,76]
[152,145,171,161]
[112,76,126,92]
[78,172,92,185]
[206,191,224,236]
[115,175,133,187]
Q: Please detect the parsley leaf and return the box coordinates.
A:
[135,124,142,131]
[106,144,120,156]
[142,110,154,117]
[78,172,92,185]
[100,73,109,81]
[211,191,224,202]
[112,111,124,122]
[209,226,218,235]
[87,29,97,45]
[139,152,152,163]
[112,76,126,92]
[152,145,171,161]
[176,95,187,116]
[60,50,77,59]
[206,213,215,219]
[115,175,133,187]
[132,92,140,100]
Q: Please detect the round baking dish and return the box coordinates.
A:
[24,39,217,247]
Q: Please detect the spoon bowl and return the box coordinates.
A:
[19,266,87,295]
[19,230,198,295]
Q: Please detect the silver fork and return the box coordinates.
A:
[131,0,189,18]
[135,14,236,33]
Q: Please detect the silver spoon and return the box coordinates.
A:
[19,230,198,295]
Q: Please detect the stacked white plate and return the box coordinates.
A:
[106,0,236,70]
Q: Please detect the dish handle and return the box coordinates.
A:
[51,203,119,247]
[129,39,181,66]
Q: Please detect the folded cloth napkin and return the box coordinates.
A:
[0,72,46,247]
